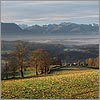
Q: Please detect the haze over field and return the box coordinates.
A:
[1,1,99,46]
[2,35,99,45]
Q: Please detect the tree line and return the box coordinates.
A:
[1,41,99,79]
[85,57,99,68]
[1,41,52,79]
[72,57,99,68]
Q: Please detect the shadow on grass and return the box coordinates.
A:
[2,66,98,81]
[2,68,66,80]
[49,66,81,74]
[2,74,49,80]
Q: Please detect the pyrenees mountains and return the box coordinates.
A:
[1,22,99,35]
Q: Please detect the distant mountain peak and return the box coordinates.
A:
[1,22,99,36]
[1,22,23,35]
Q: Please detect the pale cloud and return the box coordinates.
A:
[1,1,99,25]
[11,15,98,24]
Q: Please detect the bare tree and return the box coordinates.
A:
[15,40,28,77]
[8,52,18,78]
[3,52,9,79]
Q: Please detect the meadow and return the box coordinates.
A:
[1,68,99,99]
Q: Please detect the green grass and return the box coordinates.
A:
[24,70,36,76]
[1,69,99,99]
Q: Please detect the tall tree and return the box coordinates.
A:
[8,52,18,78]
[15,40,28,77]
[93,57,99,68]
[29,49,51,75]
[87,58,93,66]
[3,52,9,79]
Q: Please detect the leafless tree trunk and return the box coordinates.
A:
[15,41,28,78]
[5,61,8,79]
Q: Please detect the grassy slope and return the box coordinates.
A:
[1,69,99,99]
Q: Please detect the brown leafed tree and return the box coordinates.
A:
[93,57,99,68]
[87,58,93,66]
[85,57,99,68]
[29,49,51,76]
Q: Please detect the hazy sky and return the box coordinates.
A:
[1,1,99,25]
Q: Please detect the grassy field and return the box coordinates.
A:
[1,68,99,99]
